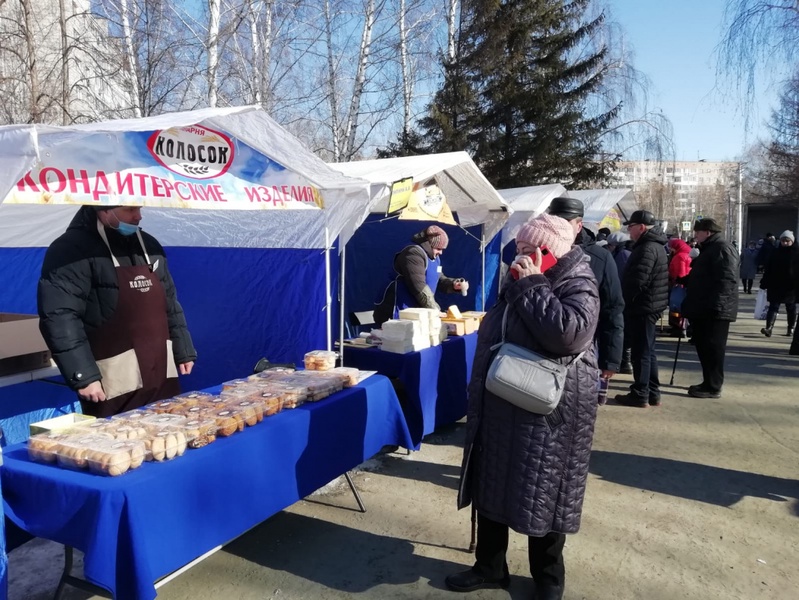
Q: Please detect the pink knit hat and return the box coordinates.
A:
[515,213,574,259]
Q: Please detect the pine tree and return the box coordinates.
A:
[423,0,619,188]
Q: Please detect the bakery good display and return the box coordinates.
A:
[303,350,337,371]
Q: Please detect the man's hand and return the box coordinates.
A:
[601,370,616,379]
[78,381,106,403]
[179,361,194,375]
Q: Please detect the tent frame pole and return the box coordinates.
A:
[339,242,346,365]
[481,227,486,310]
[325,227,332,351]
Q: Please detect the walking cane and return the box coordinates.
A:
[468,505,477,553]
[669,319,683,386]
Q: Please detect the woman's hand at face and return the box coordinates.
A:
[511,248,542,279]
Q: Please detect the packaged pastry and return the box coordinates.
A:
[328,367,360,388]
[196,395,230,410]
[28,432,73,463]
[304,350,337,371]
[225,399,264,424]
[147,399,186,414]
[274,384,307,409]
[250,389,285,416]
[221,378,251,390]
[220,385,259,402]
[55,435,115,470]
[85,439,146,476]
[206,407,247,436]
[173,390,214,404]
[182,418,217,448]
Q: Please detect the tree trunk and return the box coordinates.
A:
[324,0,341,161]
[120,0,142,118]
[207,0,221,107]
[19,0,40,123]
[343,0,376,159]
[447,0,459,62]
[58,0,70,124]
[399,0,412,136]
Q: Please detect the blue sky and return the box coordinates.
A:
[606,0,782,161]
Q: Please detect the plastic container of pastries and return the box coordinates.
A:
[328,367,360,388]
[221,378,251,391]
[224,398,265,424]
[174,390,214,403]
[220,385,260,402]
[244,389,285,416]
[201,407,248,437]
[142,430,187,462]
[54,434,118,471]
[264,383,308,409]
[147,399,188,414]
[196,395,230,410]
[303,350,337,371]
[27,432,78,464]
[181,417,218,448]
[85,439,146,476]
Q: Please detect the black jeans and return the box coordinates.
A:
[626,314,660,400]
[765,302,797,330]
[473,512,565,586]
[742,279,753,293]
[690,319,730,393]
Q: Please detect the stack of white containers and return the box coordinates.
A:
[380,319,429,354]
[398,308,444,347]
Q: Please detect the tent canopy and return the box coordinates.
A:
[498,183,567,246]
[565,188,635,225]
[330,152,510,243]
[0,106,371,249]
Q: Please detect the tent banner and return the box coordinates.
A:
[387,177,413,214]
[398,182,456,225]
[2,125,325,210]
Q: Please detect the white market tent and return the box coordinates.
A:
[0,107,375,385]
[565,188,635,227]
[0,106,372,250]
[329,152,511,310]
[498,183,567,246]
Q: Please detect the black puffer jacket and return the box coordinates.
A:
[681,232,739,321]
[579,229,624,372]
[457,247,600,536]
[38,206,196,390]
[760,244,799,304]
[621,228,669,317]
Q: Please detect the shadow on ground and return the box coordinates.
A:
[590,451,799,510]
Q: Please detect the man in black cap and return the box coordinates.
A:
[680,218,739,397]
[38,205,197,417]
[547,197,625,383]
[614,210,669,407]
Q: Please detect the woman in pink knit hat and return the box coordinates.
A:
[447,213,600,600]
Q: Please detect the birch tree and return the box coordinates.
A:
[207,0,221,107]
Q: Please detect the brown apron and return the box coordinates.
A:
[81,223,181,417]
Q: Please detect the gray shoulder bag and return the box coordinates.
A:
[485,305,584,415]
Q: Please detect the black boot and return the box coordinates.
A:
[445,569,510,593]
[761,313,776,337]
[619,348,633,374]
[533,583,565,600]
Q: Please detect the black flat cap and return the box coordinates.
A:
[623,210,656,226]
[547,196,584,220]
[693,218,722,233]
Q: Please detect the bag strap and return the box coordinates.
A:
[499,304,585,366]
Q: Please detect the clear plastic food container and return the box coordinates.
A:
[27,432,75,464]
[303,350,338,371]
[85,439,146,476]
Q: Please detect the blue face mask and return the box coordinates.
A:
[116,221,139,236]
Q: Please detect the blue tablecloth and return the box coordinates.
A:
[342,333,478,448]
[1,374,411,600]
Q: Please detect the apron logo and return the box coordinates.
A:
[130,275,153,293]
[147,125,235,180]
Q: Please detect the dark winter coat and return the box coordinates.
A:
[612,242,633,278]
[757,240,776,267]
[681,232,739,322]
[578,229,624,372]
[761,244,799,304]
[621,228,669,318]
[373,241,457,324]
[739,247,759,280]
[457,247,600,537]
[37,206,196,391]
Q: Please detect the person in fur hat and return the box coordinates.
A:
[373,225,467,325]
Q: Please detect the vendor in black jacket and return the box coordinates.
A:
[373,225,467,325]
[37,205,197,417]
[615,210,669,408]
[680,218,738,398]
[546,197,625,377]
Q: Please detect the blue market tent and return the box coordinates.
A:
[329,153,510,327]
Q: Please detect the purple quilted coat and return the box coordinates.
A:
[457,247,600,536]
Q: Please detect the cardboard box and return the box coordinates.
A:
[0,313,52,376]
[30,413,96,436]
[441,317,478,336]
[460,311,487,323]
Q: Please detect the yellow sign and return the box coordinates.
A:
[387,177,413,214]
[398,183,456,225]
[599,207,622,232]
